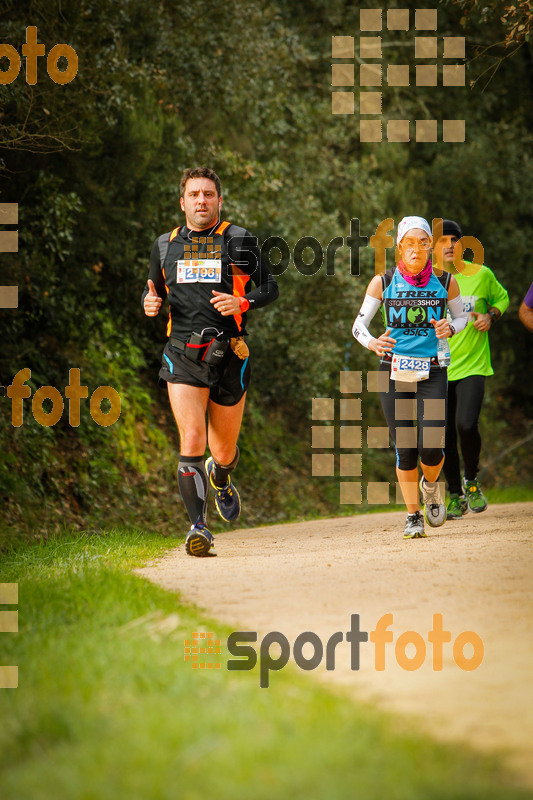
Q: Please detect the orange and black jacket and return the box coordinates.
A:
[142,221,279,341]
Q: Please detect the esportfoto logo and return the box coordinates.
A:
[187,614,484,688]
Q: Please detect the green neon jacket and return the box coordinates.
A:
[448,262,509,381]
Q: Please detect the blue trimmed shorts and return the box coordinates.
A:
[159,340,251,406]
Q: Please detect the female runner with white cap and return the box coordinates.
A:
[352,216,468,539]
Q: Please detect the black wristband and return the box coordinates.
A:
[488,309,498,325]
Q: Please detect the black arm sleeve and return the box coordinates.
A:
[227,231,279,310]
[140,239,167,309]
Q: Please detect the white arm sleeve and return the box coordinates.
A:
[447,294,468,335]
[352,294,381,349]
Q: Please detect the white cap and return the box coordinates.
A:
[397,216,431,245]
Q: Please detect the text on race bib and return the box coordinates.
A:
[391,355,431,382]
[176,260,222,284]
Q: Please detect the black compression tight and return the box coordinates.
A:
[443,375,486,494]
[378,362,448,471]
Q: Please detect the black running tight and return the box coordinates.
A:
[443,375,486,494]
[378,363,448,471]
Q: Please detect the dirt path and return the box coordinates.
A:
[138,502,533,785]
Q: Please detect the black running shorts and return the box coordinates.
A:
[159,340,251,406]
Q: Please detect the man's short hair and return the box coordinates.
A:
[180,167,222,198]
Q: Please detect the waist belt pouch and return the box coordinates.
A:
[203,338,230,365]
[184,333,211,362]
[184,333,229,365]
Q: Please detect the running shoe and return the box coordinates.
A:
[446,493,469,520]
[419,477,446,527]
[185,523,215,557]
[205,457,241,522]
[404,511,426,539]
[462,478,488,514]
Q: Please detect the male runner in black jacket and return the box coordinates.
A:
[143,167,278,556]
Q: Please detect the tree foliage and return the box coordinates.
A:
[1,0,531,534]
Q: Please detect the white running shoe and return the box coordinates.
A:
[404,511,426,539]
[419,477,446,527]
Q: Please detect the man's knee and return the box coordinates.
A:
[180,429,207,455]
[210,444,239,467]
[457,419,478,437]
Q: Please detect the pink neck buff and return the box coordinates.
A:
[398,258,433,288]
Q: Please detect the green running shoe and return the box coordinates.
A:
[446,493,468,520]
[462,478,488,514]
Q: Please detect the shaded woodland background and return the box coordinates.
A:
[1,0,532,538]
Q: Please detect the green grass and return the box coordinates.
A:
[347,484,533,517]
[476,485,533,504]
[277,484,533,522]
[0,529,531,800]
[2,483,531,552]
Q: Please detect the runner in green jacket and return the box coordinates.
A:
[433,220,509,519]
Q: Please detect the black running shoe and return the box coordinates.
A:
[205,457,241,522]
[185,523,215,557]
